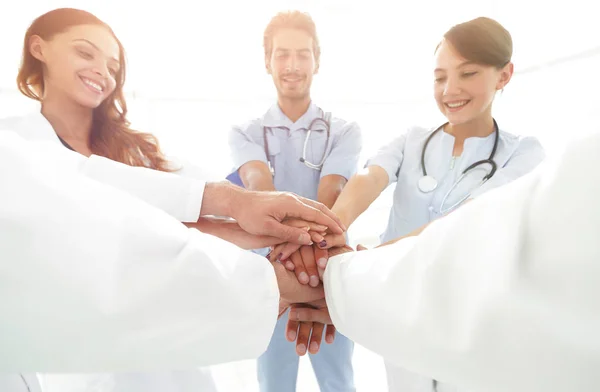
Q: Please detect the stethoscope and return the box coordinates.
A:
[263,108,331,176]
[418,119,499,214]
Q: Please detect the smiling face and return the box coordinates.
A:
[433,39,512,126]
[266,27,318,101]
[30,23,121,109]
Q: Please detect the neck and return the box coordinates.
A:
[446,114,495,141]
[277,95,311,123]
[41,94,94,147]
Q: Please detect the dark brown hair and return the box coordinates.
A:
[437,17,512,69]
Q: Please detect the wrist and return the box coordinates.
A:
[201,181,244,218]
[331,208,351,232]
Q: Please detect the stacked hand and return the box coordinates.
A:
[279,244,355,355]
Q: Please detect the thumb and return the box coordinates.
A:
[357,244,368,251]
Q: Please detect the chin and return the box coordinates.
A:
[280,90,309,100]
[445,112,475,126]
[74,96,105,110]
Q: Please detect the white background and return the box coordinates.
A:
[1,1,598,390]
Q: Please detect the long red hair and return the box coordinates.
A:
[17,8,172,171]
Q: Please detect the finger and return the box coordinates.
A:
[308,323,325,354]
[309,231,325,245]
[319,233,347,249]
[286,315,299,342]
[290,250,309,285]
[296,322,313,356]
[325,324,336,344]
[357,244,368,251]
[283,219,328,233]
[289,307,332,324]
[264,219,314,245]
[269,243,286,263]
[280,242,302,261]
[300,245,319,287]
[284,196,345,234]
[314,246,328,270]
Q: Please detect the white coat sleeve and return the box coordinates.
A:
[81,155,205,222]
[0,131,279,372]
[324,132,600,392]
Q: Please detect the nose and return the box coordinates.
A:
[284,54,299,73]
[91,60,110,80]
[443,75,461,96]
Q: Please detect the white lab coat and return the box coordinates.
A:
[324,131,600,392]
[0,127,278,388]
[0,112,225,391]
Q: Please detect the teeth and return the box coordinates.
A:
[82,77,103,92]
[446,101,468,108]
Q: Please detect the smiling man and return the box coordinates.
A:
[228,10,362,392]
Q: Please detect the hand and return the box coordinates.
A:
[186,218,280,249]
[286,299,335,355]
[279,246,321,287]
[230,190,345,245]
[269,233,347,267]
[273,262,325,317]
[311,244,354,272]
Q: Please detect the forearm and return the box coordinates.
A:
[186,217,281,250]
[332,171,386,228]
[317,178,346,209]
[243,170,276,192]
[199,181,243,217]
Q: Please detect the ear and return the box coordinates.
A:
[314,59,320,75]
[265,55,272,75]
[29,35,47,63]
[496,62,514,91]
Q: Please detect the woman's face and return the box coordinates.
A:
[31,24,121,109]
[433,40,512,126]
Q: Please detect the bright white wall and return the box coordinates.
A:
[0,2,598,389]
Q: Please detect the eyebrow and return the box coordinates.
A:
[434,61,477,73]
[73,39,119,65]
[275,48,312,53]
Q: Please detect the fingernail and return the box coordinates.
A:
[299,272,309,284]
[309,275,319,287]
[310,342,319,352]
[299,232,311,244]
[286,261,295,270]
[297,343,306,355]
[288,330,297,340]
[319,240,327,248]
[317,258,327,268]
[326,335,333,344]
[277,253,283,261]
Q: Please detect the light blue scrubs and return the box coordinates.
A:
[366,123,546,392]
[229,102,362,392]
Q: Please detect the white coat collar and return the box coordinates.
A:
[7,111,63,145]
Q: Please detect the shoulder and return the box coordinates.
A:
[329,115,360,135]
[229,117,263,139]
[498,128,544,152]
[0,114,29,131]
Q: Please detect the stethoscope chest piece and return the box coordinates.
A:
[418,175,438,193]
